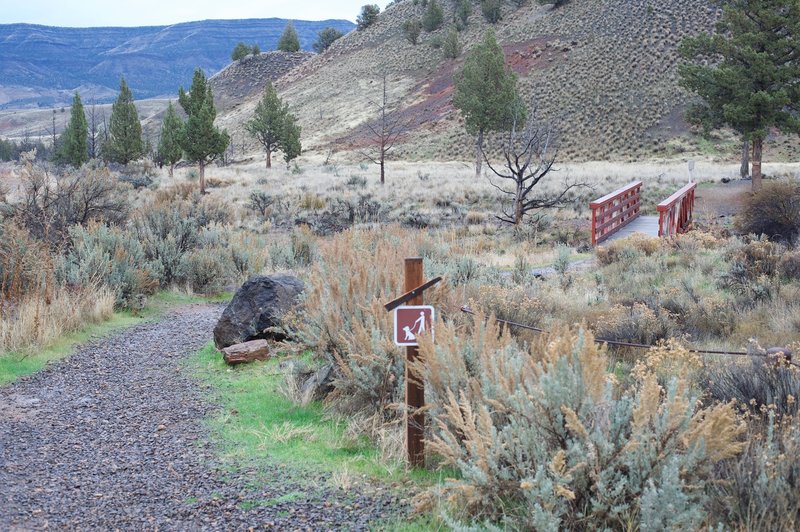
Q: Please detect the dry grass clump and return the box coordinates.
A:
[737,180,800,243]
[414,319,745,529]
[710,412,800,531]
[0,286,114,354]
[596,233,662,265]
[291,226,466,449]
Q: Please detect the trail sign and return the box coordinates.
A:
[394,305,435,346]
[383,257,441,467]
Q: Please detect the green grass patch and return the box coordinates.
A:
[0,289,232,386]
[188,343,440,485]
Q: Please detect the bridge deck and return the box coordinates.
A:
[602,215,659,243]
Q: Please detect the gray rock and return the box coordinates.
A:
[213,274,304,349]
[300,363,335,406]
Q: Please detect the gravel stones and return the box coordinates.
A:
[0,304,402,530]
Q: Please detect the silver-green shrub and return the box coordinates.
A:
[59,223,160,308]
[416,321,746,529]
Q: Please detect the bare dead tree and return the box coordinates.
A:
[482,111,589,226]
[88,99,103,160]
[358,75,416,185]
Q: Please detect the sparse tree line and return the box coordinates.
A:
[2,68,302,195]
[230,22,345,59]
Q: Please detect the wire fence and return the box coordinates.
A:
[459,305,798,368]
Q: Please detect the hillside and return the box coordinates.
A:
[0,18,354,109]
[210,52,314,113]
[217,0,722,161]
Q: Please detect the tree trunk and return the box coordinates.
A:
[266,149,272,168]
[514,181,524,225]
[475,129,484,177]
[740,139,750,179]
[380,150,385,185]
[168,163,174,178]
[752,137,763,192]
[199,161,206,194]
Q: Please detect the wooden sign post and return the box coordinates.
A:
[383,260,441,468]
[404,257,425,467]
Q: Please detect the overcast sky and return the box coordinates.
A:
[2,1,391,27]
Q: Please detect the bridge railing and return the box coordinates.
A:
[590,181,642,246]
[657,182,696,237]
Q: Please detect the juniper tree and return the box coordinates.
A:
[481,0,503,23]
[402,19,422,45]
[455,0,472,28]
[442,28,462,59]
[102,77,144,165]
[231,42,250,61]
[178,69,229,194]
[157,101,184,177]
[679,0,800,192]
[55,92,89,168]
[452,30,525,176]
[277,22,300,52]
[313,27,344,53]
[422,0,444,32]
[245,82,301,168]
[357,5,380,30]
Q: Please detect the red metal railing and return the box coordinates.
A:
[657,183,696,237]
[590,181,642,246]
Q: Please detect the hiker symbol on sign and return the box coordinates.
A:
[393,305,435,347]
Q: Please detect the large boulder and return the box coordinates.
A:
[213,274,304,349]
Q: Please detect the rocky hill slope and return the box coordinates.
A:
[0,19,354,109]
[217,0,721,161]
[210,52,314,113]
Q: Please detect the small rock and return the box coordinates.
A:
[222,339,271,365]
[300,363,335,405]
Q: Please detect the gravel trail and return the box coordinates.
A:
[0,304,400,530]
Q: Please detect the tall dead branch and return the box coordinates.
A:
[482,111,589,226]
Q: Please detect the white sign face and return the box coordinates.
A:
[393,305,435,347]
[688,159,695,171]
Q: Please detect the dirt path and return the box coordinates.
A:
[0,304,398,530]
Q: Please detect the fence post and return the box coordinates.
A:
[404,257,425,467]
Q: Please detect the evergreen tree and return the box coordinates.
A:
[232,42,250,61]
[481,0,503,23]
[679,0,800,192]
[277,22,300,52]
[422,0,444,32]
[313,27,344,53]
[178,69,229,193]
[402,19,422,45]
[55,92,89,168]
[282,114,302,165]
[452,30,525,176]
[102,77,144,165]
[357,5,380,30]
[157,101,184,177]
[245,82,302,168]
[443,28,462,59]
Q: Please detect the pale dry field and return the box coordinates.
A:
[167,156,800,208]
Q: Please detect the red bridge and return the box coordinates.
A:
[590,181,697,246]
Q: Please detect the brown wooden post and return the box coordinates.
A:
[404,257,425,467]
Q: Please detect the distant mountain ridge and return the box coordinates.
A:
[0,18,355,109]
